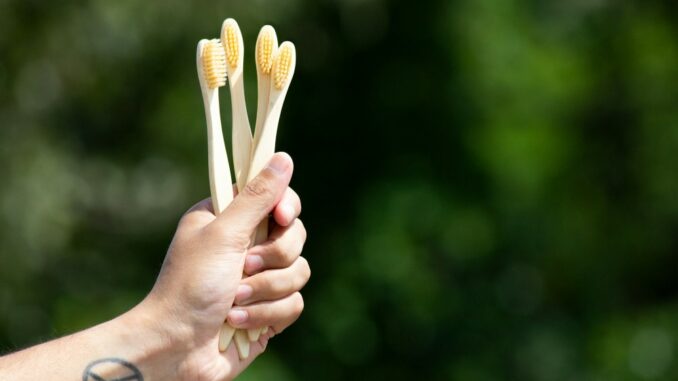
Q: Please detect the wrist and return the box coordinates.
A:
[109,298,193,379]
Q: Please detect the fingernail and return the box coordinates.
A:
[235,284,253,304]
[228,309,248,325]
[245,255,264,273]
[267,153,291,174]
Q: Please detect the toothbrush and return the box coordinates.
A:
[220,18,258,360]
[197,38,240,355]
[253,26,278,158]
[248,40,297,255]
[196,39,232,215]
[230,25,282,344]
[248,41,296,205]
[221,18,253,192]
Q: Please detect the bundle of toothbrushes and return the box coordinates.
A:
[196,19,296,359]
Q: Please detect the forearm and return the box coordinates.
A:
[0,303,185,381]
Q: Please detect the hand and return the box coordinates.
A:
[228,187,309,333]
[0,153,309,381]
[136,152,309,380]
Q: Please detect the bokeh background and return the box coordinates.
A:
[1,0,678,379]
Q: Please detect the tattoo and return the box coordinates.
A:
[82,358,143,381]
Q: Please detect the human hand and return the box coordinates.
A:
[134,152,309,380]
[227,186,308,333]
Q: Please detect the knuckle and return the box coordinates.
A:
[229,235,252,250]
[290,188,302,212]
[295,219,308,243]
[178,212,201,231]
[179,210,192,224]
[294,257,311,289]
[284,276,297,294]
[244,180,268,198]
[244,174,273,198]
[284,243,300,266]
[267,275,287,295]
[269,233,299,267]
[176,216,193,234]
[301,257,311,281]
[292,292,305,315]
[271,239,291,265]
[254,304,269,323]
[245,306,262,327]
[292,274,305,292]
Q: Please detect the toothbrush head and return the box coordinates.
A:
[256,25,278,75]
[272,41,296,91]
[221,18,242,69]
[200,39,227,89]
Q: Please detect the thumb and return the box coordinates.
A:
[215,152,293,237]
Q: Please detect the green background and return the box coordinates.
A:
[1,0,677,379]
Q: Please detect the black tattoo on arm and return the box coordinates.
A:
[82,358,143,381]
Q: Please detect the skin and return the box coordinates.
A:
[0,152,309,381]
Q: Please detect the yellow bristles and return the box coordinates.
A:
[202,39,227,89]
[273,44,293,90]
[224,24,239,68]
[256,29,275,74]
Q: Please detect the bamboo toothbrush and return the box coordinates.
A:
[222,18,253,192]
[220,18,257,360]
[197,38,240,354]
[196,39,233,214]
[240,25,280,344]
[253,25,278,157]
[248,41,296,209]
[247,40,297,254]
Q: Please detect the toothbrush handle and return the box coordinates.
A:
[218,324,236,352]
[205,90,241,354]
[231,78,253,192]
[205,92,233,213]
[219,323,250,361]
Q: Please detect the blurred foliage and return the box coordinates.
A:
[1,0,678,379]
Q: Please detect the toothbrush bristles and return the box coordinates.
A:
[273,44,294,90]
[256,29,275,74]
[224,24,239,68]
[202,39,227,89]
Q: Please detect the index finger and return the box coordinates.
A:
[179,198,217,229]
[272,187,301,227]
